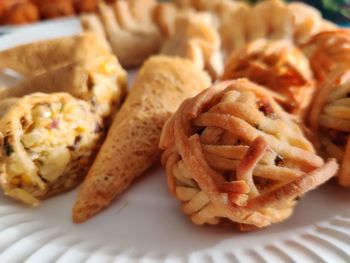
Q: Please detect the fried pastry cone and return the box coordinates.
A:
[0,93,103,206]
[73,55,211,222]
[161,11,223,79]
[0,33,109,77]
[221,39,314,117]
[82,0,162,68]
[160,79,337,230]
[302,30,350,83]
[0,54,127,119]
[309,70,350,187]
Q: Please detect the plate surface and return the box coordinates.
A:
[1,22,350,263]
[0,17,80,37]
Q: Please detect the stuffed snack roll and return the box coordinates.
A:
[160,79,337,230]
[0,33,109,77]
[0,93,103,206]
[0,54,127,119]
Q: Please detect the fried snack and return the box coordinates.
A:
[302,30,350,83]
[33,0,75,19]
[0,93,103,206]
[153,2,179,37]
[0,0,39,25]
[80,13,112,52]
[174,0,234,12]
[221,39,314,117]
[216,2,250,57]
[161,11,223,79]
[73,0,99,13]
[0,0,30,16]
[245,0,293,43]
[82,0,162,68]
[176,0,336,58]
[309,70,350,187]
[0,54,127,118]
[0,33,109,77]
[73,55,211,222]
[160,79,337,230]
[175,0,250,56]
[288,2,336,45]
[206,0,294,57]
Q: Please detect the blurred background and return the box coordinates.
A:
[246,0,350,23]
[291,0,350,23]
[0,0,349,28]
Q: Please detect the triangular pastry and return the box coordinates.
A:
[73,55,211,222]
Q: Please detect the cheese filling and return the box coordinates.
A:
[2,98,102,205]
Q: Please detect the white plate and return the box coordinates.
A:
[0,17,81,51]
[0,17,80,36]
[1,22,350,263]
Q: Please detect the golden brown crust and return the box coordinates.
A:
[73,0,99,13]
[0,33,109,77]
[72,55,211,222]
[153,2,179,38]
[0,54,127,118]
[0,1,39,25]
[82,0,162,68]
[176,0,337,58]
[302,30,350,84]
[160,80,337,230]
[33,0,75,19]
[287,2,336,45]
[1,0,103,25]
[309,70,350,187]
[160,11,223,79]
[222,39,315,117]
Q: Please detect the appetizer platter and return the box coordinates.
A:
[1,0,350,262]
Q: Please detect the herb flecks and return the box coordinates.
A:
[3,137,14,156]
[68,135,82,151]
[274,155,284,166]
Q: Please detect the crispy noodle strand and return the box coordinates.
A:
[309,70,350,187]
[160,80,337,230]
